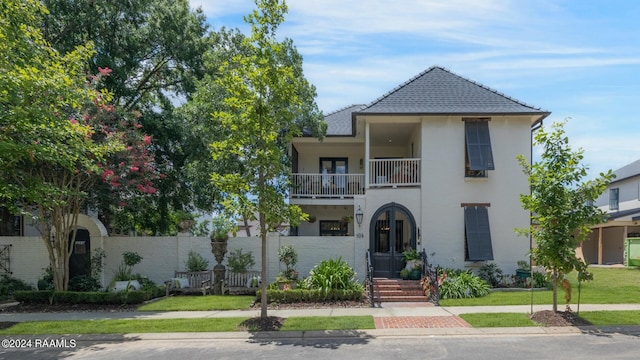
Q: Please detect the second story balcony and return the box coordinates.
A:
[291,173,365,198]
[290,158,421,199]
[369,158,421,188]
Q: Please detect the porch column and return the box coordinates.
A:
[597,227,603,265]
[365,120,370,189]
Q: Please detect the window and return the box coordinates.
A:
[320,158,348,193]
[464,205,494,261]
[610,188,619,210]
[319,220,348,236]
[464,119,494,177]
[0,207,23,236]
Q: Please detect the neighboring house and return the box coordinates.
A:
[290,66,549,277]
[582,159,640,265]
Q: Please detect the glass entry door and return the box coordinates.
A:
[370,203,416,278]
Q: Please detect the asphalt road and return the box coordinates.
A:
[1,331,639,360]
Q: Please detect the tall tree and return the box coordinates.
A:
[40,0,210,234]
[205,0,325,318]
[517,121,614,312]
[0,0,155,289]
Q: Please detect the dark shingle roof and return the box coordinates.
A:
[324,104,366,135]
[357,66,550,116]
[606,207,640,220]
[610,159,640,184]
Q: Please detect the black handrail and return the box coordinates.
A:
[420,248,440,306]
[366,249,375,307]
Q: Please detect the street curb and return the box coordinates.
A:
[44,325,640,343]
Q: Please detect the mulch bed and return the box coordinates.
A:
[239,316,285,331]
[530,310,592,327]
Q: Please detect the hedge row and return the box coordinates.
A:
[12,288,163,305]
[257,289,363,303]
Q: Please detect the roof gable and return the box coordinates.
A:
[610,159,640,184]
[324,104,365,136]
[357,66,549,115]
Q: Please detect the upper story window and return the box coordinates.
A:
[609,188,619,211]
[0,208,23,236]
[463,204,494,261]
[464,118,494,178]
[320,158,348,175]
[320,158,348,190]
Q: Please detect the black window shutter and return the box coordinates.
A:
[465,121,495,170]
[465,206,494,261]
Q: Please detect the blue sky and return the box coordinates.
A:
[191,0,640,179]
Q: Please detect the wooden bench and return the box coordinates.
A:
[165,270,213,296]
[224,270,261,295]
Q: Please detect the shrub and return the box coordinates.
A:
[257,288,363,303]
[227,248,255,273]
[532,271,551,289]
[37,267,54,291]
[112,251,143,281]
[302,257,364,295]
[277,245,298,280]
[0,275,32,297]
[68,274,102,292]
[438,271,491,299]
[478,263,504,288]
[185,251,209,272]
[12,290,157,305]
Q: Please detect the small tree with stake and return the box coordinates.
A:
[206,0,325,319]
[516,121,613,312]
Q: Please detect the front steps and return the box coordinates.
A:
[370,278,428,302]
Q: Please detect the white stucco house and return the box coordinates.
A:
[582,159,640,265]
[0,65,551,287]
[289,65,549,277]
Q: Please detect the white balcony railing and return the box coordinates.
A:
[369,158,420,187]
[291,173,364,198]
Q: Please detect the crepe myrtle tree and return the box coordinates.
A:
[516,121,614,312]
[205,0,325,318]
[0,1,159,290]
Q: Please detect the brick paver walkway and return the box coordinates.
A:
[374,315,472,329]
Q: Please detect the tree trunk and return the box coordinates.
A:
[259,210,268,319]
[551,270,558,312]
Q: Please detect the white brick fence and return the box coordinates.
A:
[0,233,367,289]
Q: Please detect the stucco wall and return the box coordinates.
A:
[420,116,532,274]
[0,237,49,287]
[1,233,366,289]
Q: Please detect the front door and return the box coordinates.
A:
[69,228,91,279]
[370,203,416,278]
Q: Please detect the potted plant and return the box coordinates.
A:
[110,251,143,292]
[277,245,298,289]
[400,268,410,280]
[210,216,236,264]
[516,259,531,280]
[210,216,236,242]
[176,210,195,232]
[402,248,421,270]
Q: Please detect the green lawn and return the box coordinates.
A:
[137,295,255,311]
[441,267,640,306]
[460,310,640,328]
[0,318,250,335]
[459,313,538,327]
[279,316,375,331]
[0,316,375,335]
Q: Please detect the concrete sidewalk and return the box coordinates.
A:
[2,302,640,323]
